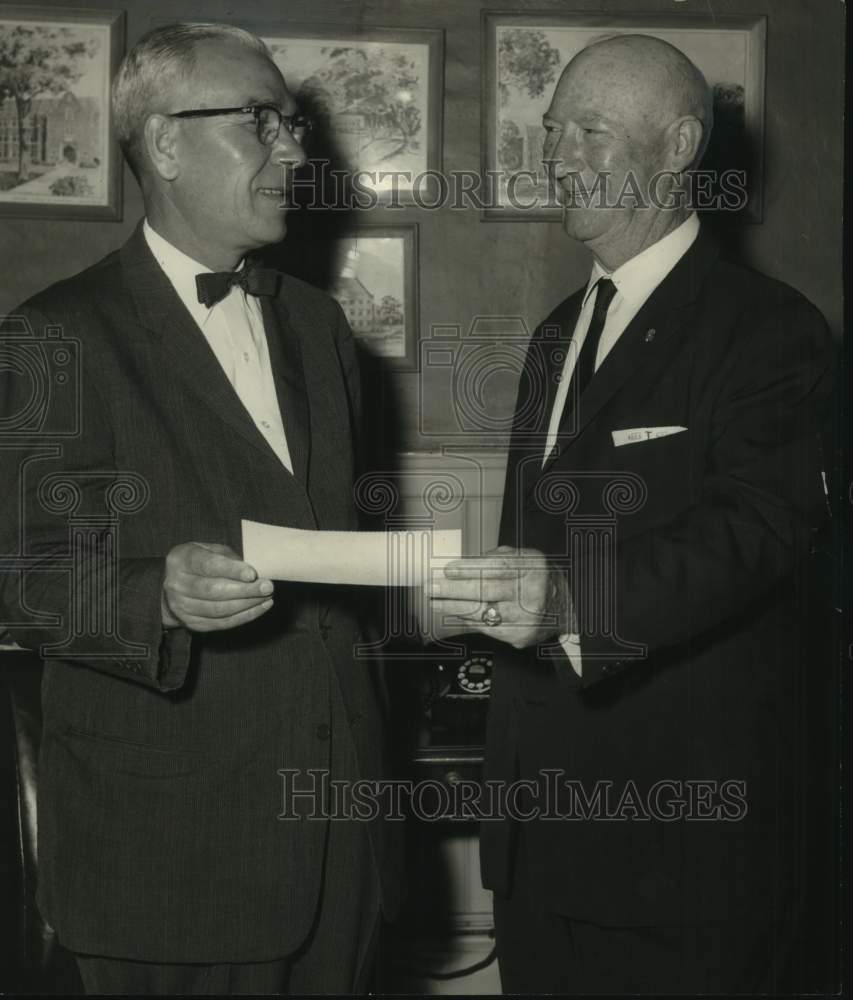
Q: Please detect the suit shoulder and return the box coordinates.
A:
[702,256,833,376]
[277,273,343,322]
[709,255,828,330]
[13,247,124,324]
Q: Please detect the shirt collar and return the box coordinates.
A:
[583,212,700,309]
[143,219,246,327]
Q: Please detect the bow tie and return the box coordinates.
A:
[196,265,281,308]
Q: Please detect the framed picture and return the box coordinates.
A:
[327,224,419,370]
[0,7,125,220]
[257,25,444,202]
[483,11,766,222]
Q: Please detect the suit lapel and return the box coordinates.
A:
[119,224,305,477]
[530,228,720,494]
[260,296,310,483]
[514,292,584,508]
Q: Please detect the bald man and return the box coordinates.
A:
[432,35,833,993]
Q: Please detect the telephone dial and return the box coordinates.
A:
[408,648,493,788]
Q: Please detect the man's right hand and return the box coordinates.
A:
[161,542,274,632]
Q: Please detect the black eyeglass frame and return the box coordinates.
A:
[168,104,314,144]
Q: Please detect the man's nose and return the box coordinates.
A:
[270,127,307,169]
[546,128,581,177]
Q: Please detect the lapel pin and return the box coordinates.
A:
[645,328,656,342]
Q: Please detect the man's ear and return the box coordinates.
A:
[143,113,181,181]
[666,116,704,173]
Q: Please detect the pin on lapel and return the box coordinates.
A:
[645,328,656,342]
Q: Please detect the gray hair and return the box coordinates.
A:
[112,22,272,179]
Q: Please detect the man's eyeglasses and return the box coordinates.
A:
[169,104,314,145]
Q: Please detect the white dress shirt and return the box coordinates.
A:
[143,220,293,473]
[548,213,700,675]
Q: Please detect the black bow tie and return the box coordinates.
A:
[196,265,281,308]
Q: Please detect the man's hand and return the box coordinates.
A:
[427,546,573,649]
[161,542,274,632]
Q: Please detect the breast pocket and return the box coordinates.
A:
[612,428,696,520]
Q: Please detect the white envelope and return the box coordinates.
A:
[611,426,687,447]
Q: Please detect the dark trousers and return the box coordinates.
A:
[76,814,381,996]
[75,690,382,996]
[494,830,797,995]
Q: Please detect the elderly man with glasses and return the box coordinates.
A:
[0,22,400,995]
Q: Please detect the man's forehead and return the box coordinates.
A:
[546,72,618,121]
[190,39,291,106]
[546,55,656,123]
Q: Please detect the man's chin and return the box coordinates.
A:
[255,214,289,247]
[561,205,620,244]
[561,206,592,240]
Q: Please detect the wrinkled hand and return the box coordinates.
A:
[427,546,573,649]
[161,542,274,632]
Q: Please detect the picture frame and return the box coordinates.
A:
[482,11,767,222]
[255,24,444,203]
[326,223,419,371]
[0,6,125,220]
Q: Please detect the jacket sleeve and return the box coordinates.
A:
[0,305,193,692]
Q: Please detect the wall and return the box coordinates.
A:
[0,0,844,453]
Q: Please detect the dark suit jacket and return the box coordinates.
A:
[0,224,401,962]
[480,228,834,927]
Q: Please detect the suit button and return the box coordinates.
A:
[319,625,330,640]
[315,723,331,741]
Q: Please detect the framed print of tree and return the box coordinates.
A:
[259,25,444,201]
[0,7,124,219]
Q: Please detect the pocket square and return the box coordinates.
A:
[612,426,687,447]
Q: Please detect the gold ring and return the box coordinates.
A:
[481,604,502,627]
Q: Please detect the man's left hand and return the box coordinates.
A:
[427,546,572,649]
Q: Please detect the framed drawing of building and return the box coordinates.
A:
[327,224,419,370]
[0,7,125,219]
[257,25,444,202]
[483,11,766,222]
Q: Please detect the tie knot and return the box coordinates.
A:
[196,264,280,308]
[592,277,617,319]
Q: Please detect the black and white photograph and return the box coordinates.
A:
[0,1,844,997]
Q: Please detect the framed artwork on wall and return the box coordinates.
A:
[0,7,125,220]
[255,25,444,204]
[482,11,767,222]
[326,223,419,371]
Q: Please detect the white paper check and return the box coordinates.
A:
[241,520,461,587]
[611,425,687,447]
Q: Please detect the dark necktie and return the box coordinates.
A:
[196,264,281,308]
[560,277,618,430]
